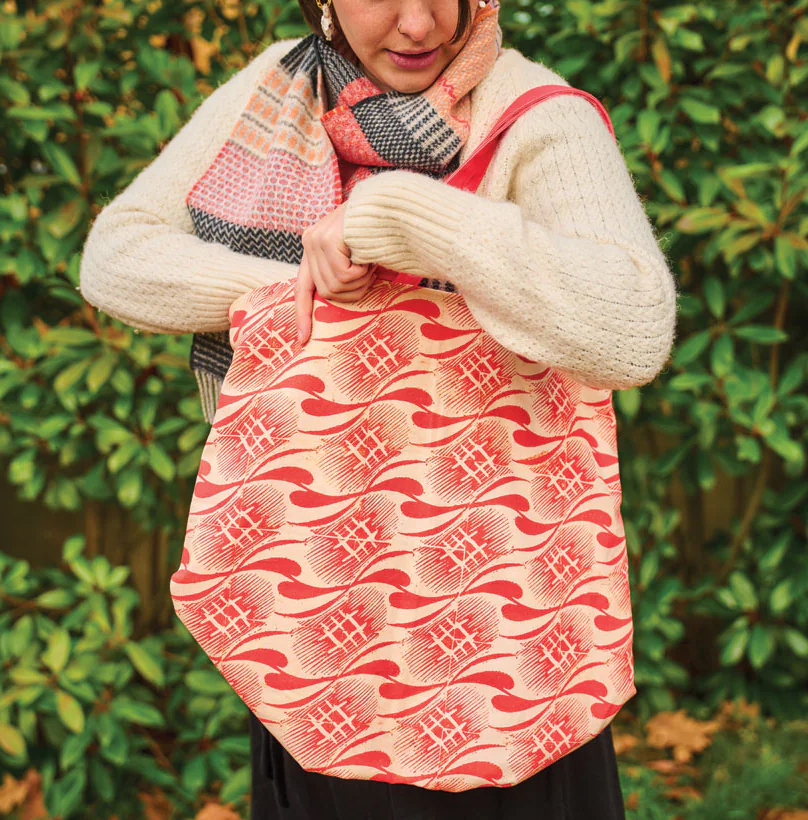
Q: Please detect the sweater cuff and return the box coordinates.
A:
[342,170,467,279]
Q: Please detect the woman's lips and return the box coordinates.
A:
[387,47,439,69]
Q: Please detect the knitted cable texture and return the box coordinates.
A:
[79,36,678,410]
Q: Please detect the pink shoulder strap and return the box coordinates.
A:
[446,85,616,194]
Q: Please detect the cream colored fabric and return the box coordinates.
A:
[79,37,678,391]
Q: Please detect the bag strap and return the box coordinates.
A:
[446,85,615,194]
[386,85,615,285]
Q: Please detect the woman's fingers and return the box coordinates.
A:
[294,253,315,345]
[296,205,379,346]
[312,239,371,296]
[327,274,375,302]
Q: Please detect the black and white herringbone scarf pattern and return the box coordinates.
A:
[186,2,502,422]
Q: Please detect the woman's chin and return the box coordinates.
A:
[371,64,443,95]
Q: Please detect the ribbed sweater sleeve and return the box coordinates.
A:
[342,93,679,390]
[79,39,302,335]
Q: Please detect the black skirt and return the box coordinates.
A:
[248,712,626,820]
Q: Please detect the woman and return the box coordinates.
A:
[80,0,677,816]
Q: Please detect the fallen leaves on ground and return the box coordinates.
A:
[195,803,243,820]
[0,770,48,820]
[611,729,640,756]
[645,708,722,762]
[140,788,173,820]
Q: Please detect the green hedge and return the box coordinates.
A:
[1,0,807,816]
[0,538,253,819]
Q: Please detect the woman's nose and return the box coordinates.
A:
[395,1,437,42]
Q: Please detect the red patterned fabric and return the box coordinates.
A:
[171,87,635,791]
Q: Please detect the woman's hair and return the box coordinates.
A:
[297,0,474,61]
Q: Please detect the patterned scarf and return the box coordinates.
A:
[186,1,503,423]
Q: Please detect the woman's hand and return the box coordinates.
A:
[295,202,376,345]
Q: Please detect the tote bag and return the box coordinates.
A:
[170,85,636,792]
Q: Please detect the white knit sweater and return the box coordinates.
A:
[79,37,678,391]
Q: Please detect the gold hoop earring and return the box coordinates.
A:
[315,0,334,41]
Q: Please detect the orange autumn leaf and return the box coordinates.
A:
[646,759,698,776]
[716,696,760,728]
[760,811,808,820]
[0,769,49,820]
[195,802,244,820]
[645,709,721,762]
[611,730,639,756]
[140,788,173,820]
[664,784,703,803]
[0,772,29,814]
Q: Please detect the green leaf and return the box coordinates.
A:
[669,373,713,391]
[747,624,775,669]
[728,571,757,611]
[716,588,740,610]
[74,61,102,91]
[54,358,93,394]
[70,557,96,586]
[44,327,97,346]
[107,438,141,474]
[710,334,734,378]
[783,628,808,657]
[677,28,705,51]
[61,728,92,770]
[656,441,692,475]
[703,276,725,318]
[93,418,134,451]
[116,468,142,507]
[41,142,82,187]
[673,329,711,367]
[43,627,71,673]
[106,566,131,588]
[62,534,85,562]
[47,200,86,239]
[86,353,118,393]
[219,764,251,803]
[720,628,749,666]
[728,294,775,326]
[763,425,803,464]
[637,109,660,146]
[774,236,797,279]
[696,450,715,490]
[758,532,791,572]
[56,690,85,734]
[47,767,86,820]
[146,442,175,481]
[734,325,789,344]
[88,756,115,802]
[178,423,209,452]
[9,667,48,685]
[123,642,165,687]
[770,579,794,614]
[217,735,250,755]
[777,357,806,396]
[181,755,207,795]
[110,697,165,727]
[185,669,233,695]
[0,722,27,757]
[615,387,641,419]
[639,551,659,587]
[97,714,129,765]
[658,168,686,203]
[680,97,721,124]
